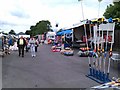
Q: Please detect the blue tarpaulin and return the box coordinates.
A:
[56,29,72,36]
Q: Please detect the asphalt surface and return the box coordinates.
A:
[2,44,119,88]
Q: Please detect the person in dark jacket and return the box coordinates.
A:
[35,38,39,52]
[17,36,26,57]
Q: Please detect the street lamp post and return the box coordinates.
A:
[98,0,102,18]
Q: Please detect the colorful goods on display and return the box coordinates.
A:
[0,34,11,57]
[77,47,97,57]
[0,36,4,57]
[47,39,52,44]
[51,46,61,52]
[60,47,74,56]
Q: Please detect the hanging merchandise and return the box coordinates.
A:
[82,36,87,42]
[0,36,4,57]
[108,17,113,23]
[113,18,120,23]
[65,33,72,39]
[104,35,112,42]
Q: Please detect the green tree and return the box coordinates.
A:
[29,20,51,36]
[3,32,8,35]
[9,29,16,35]
[103,1,120,29]
[103,1,120,19]
[25,30,31,35]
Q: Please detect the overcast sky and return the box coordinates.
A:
[0,0,113,33]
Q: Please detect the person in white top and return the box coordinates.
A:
[29,36,36,57]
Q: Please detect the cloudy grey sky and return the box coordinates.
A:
[0,0,113,33]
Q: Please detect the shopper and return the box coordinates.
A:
[17,36,26,57]
[35,38,39,52]
[29,36,36,57]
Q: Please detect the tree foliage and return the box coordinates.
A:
[29,20,51,36]
[25,30,31,35]
[103,1,120,19]
[103,1,120,29]
[9,29,16,35]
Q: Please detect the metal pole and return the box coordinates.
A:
[97,0,102,78]
[98,0,102,17]
[89,21,93,49]
[107,22,115,75]
[79,0,91,72]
